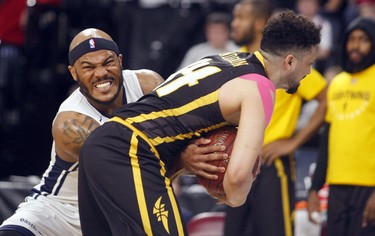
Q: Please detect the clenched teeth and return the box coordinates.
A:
[95,81,111,88]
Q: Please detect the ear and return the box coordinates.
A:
[118,54,123,68]
[68,65,78,82]
[284,54,295,70]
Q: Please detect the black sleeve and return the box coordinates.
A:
[309,122,330,192]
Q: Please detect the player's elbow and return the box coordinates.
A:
[224,170,252,207]
[225,185,249,207]
[227,195,247,207]
[226,167,251,186]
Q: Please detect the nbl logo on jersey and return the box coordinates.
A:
[89,39,96,49]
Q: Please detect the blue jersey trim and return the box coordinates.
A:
[0,225,36,236]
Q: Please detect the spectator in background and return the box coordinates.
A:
[224,1,328,235]
[357,0,375,19]
[0,0,27,125]
[307,17,375,236]
[230,0,272,53]
[296,0,334,77]
[268,0,295,11]
[178,12,238,69]
[318,0,352,81]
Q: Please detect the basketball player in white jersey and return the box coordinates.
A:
[0,28,226,236]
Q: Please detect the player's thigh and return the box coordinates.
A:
[0,197,80,236]
[80,125,186,235]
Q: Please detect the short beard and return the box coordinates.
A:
[77,74,124,106]
[286,86,299,94]
[234,23,256,47]
[345,51,374,73]
[235,35,254,47]
[285,72,301,94]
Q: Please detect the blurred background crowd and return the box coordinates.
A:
[1,0,375,235]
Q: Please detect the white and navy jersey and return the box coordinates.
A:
[31,70,143,204]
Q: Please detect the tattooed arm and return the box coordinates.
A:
[52,111,100,162]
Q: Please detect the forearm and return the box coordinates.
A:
[310,123,329,192]
[291,100,326,149]
[223,170,253,207]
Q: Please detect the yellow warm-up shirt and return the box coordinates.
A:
[326,64,375,186]
[238,46,327,145]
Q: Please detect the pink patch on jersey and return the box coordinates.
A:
[239,74,275,125]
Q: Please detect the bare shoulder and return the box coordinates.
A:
[133,69,164,94]
[52,111,100,162]
[219,78,274,124]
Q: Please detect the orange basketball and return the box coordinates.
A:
[196,126,237,194]
[196,126,262,195]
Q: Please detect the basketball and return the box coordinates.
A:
[196,126,262,195]
[196,126,237,194]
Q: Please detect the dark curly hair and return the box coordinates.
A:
[260,10,321,56]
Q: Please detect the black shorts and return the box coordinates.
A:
[78,121,187,236]
[224,155,295,236]
[327,185,375,236]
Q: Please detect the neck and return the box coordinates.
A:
[258,50,282,89]
[245,35,262,53]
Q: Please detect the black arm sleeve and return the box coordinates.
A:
[309,122,330,192]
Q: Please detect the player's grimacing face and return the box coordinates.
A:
[73,50,123,105]
[285,47,317,94]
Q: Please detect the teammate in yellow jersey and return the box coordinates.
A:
[308,17,375,236]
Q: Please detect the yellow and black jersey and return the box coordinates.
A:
[113,52,268,163]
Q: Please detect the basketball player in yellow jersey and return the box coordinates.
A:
[225,1,328,236]
[308,17,375,236]
[78,11,321,236]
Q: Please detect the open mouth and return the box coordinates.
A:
[95,81,112,89]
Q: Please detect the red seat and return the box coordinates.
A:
[187,212,226,236]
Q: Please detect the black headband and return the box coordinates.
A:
[68,38,119,65]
